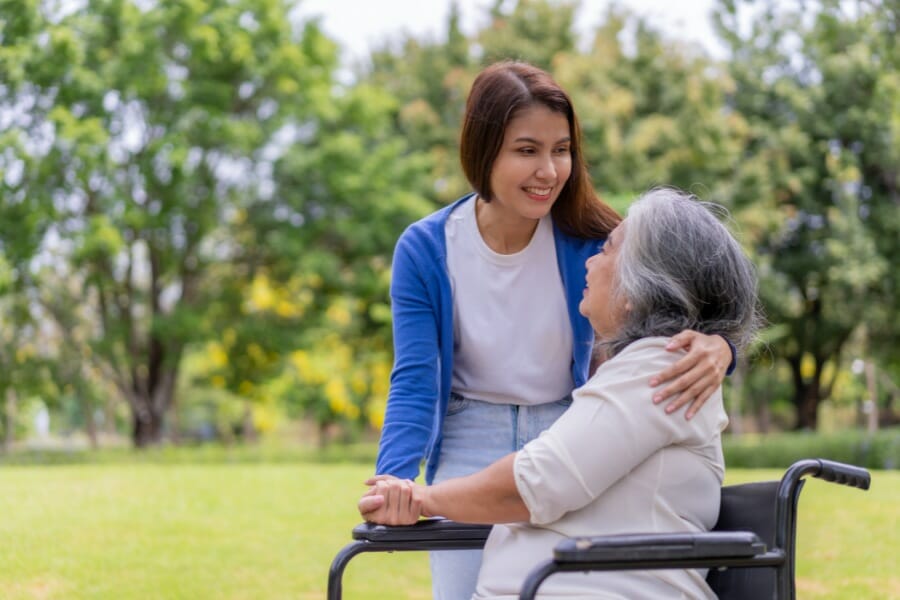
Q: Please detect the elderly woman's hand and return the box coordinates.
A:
[358,475,423,526]
[649,330,733,419]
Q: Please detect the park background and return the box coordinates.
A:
[0,0,897,598]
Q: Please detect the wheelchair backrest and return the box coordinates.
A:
[706,479,800,599]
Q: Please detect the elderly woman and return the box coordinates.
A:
[358,188,760,599]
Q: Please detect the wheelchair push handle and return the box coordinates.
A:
[814,459,871,490]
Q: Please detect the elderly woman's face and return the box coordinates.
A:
[579,220,626,337]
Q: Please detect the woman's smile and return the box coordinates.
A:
[523,186,553,201]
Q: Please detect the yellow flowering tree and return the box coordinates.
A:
[279,295,393,445]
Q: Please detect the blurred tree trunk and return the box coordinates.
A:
[81,393,99,450]
[124,361,179,448]
[878,371,900,428]
[788,356,821,430]
[882,392,899,428]
[241,403,257,443]
[104,395,118,437]
[864,362,879,433]
[4,389,16,450]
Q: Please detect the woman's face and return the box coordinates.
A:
[579,221,626,337]
[487,104,572,223]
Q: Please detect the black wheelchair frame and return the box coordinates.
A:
[328,458,870,599]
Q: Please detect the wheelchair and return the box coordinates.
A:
[328,458,870,599]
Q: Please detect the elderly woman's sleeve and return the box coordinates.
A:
[514,343,717,525]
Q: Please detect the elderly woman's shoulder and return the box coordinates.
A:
[612,336,676,358]
[594,337,683,379]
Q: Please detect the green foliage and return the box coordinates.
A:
[711,0,899,428]
[1,0,435,446]
[356,0,900,432]
[2,0,348,445]
[556,6,747,196]
[1,0,897,441]
[724,428,900,470]
[363,7,474,205]
[479,0,579,69]
[361,1,746,203]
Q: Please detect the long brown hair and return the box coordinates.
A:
[459,61,620,239]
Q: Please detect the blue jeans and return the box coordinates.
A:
[429,393,572,600]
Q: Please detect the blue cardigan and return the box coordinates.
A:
[375,194,603,483]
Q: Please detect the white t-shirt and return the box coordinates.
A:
[473,338,728,599]
[445,197,574,406]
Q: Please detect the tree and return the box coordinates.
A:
[362,1,748,203]
[0,290,52,450]
[2,0,339,446]
[240,73,434,443]
[363,0,474,206]
[553,6,747,196]
[712,0,898,428]
[478,0,579,70]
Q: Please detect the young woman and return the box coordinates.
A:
[360,189,760,599]
[374,62,735,599]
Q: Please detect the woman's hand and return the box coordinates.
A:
[650,331,732,419]
[358,475,423,526]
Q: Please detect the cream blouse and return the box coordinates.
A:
[473,337,729,599]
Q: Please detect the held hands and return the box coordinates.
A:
[650,331,732,419]
[358,475,425,526]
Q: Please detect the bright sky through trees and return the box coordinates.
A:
[293,0,724,66]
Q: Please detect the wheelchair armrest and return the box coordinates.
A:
[519,532,772,600]
[352,518,492,544]
[554,531,766,562]
[330,519,492,599]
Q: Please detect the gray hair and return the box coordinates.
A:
[604,188,761,356]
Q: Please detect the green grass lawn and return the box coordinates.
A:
[0,460,896,599]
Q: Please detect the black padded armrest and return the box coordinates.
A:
[330,520,491,600]
[353,518,492,543]
[554,531,766,562]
